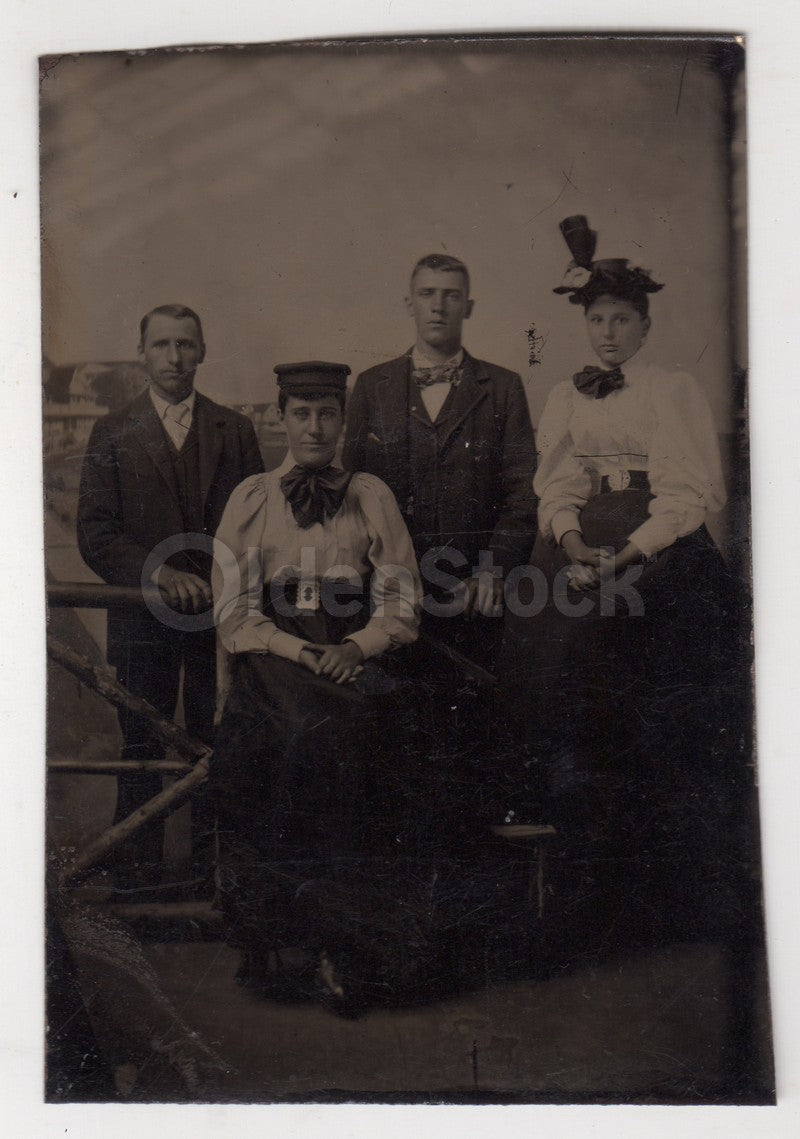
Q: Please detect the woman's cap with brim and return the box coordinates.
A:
[274,361,351,395]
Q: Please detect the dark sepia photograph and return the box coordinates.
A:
[40,34,773,1104]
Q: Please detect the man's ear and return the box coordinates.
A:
[404,294,415,318]
[198,342,206,365]
[465,299,475,320]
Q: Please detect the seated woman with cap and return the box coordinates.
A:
[499,218,739,916]
[211,361,423,1006]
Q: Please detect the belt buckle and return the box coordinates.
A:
[607,469,631,491]
[296,578,320,611]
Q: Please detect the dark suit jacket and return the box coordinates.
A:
[77,388,264,664]
[342,351,537,577]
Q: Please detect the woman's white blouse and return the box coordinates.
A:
[212,455,422,662]
[533,360,727,557]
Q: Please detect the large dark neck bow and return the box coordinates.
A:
[573,365,625,400]
[279,464,353,529]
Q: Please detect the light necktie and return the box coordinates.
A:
[164,402,191,450]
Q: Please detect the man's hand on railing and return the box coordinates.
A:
[151,567,213,613]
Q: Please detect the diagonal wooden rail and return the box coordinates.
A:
[47,583,549,916]
[47,636,212,888]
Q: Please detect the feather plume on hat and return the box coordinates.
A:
[553,216,663,310]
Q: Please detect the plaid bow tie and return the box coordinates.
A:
[280,464,353,529]
[573,365,625,399]
[412,362,462,388]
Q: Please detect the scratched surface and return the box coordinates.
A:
[49,932,763,1102]
[41,33,769,1105]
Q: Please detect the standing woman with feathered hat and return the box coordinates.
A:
[497,218,741,938]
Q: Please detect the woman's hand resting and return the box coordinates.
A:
[561,530,609,590]
[561,531,644,592]
[561,530,610,569]
[299,641,365,685]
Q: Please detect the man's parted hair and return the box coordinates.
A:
[139,304,205,348]
[410,254,470,297]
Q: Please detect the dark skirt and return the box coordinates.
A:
[496,489,750,933]
[213,626,404,919]
[210,597,501,989]
[501,489,740,727]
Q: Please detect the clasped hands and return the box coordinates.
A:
[299,641,365,685]
[561,530,641,592]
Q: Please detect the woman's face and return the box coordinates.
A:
[585,295,650,368]
[282,396,343,468]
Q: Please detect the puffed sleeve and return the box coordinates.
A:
[212,474,310,662]
[342,475,422,660]
[533,382,593,544]
[628,370,727,557]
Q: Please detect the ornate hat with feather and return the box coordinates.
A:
[553,216,663,311]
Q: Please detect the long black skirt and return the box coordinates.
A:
[210,639,534,1001]
[496,489,751,937]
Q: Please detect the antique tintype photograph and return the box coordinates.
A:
[40,34,773,1104]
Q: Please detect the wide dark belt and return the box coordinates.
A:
[599,469,650,494]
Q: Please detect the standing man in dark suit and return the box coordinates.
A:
[342,253,537,667]
[78,304,264,891]
[342,255,537,829]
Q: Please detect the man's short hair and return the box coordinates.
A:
[139,304,205,348]
[410,254,470,296]
[278,388,347,414]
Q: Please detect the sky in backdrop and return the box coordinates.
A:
[40,37,742,427]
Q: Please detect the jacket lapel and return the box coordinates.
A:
[437,352,490,452]
[368,354,413,509]
[125,389,180,502]
[404,352,436,429]
[374,353,416,436]
[195,392,225,508]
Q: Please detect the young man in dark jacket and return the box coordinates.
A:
[343,253,537,666]
[343,256,538,831]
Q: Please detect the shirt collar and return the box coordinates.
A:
[617,355,645,383]
[275,450,344,476]
[149,385,196,420]
[411,347,465,370]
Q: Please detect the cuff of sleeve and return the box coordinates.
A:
[552,509,583,547]
[344,625,390,661]
[626,520,671,559]
[265,629,311,663]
